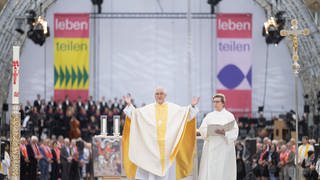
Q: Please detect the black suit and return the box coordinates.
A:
[20,151,31,180]
[60,146,71,180]
[87,101,96,111]
[62,100,72,114]
[33,100,41,111]
[119,103,125,111]
[106,103,112,110]
[25,144,38,180]
[76,101,83,113]
[111,103,119,110]
[99,101,107,113]
[47,101,57,110]
[50,149,61,180]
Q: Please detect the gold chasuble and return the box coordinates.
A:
[122,102,196,180]
[155,103,169,173]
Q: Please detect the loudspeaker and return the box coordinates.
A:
[314,115,320,125]
[258,106,264,112]
[2,103,8,112]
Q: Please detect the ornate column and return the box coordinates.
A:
[9,46,21,180]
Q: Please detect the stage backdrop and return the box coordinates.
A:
[54,13,90,102]
[216,13,252,118]
[18,0,305,118]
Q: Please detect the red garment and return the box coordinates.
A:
[291,145,296,153]
[259,150,268,161]
[20,144,28,159]
[54,147,61,161]
[98,146,104,156]
[72,145,78,160]
[105,146,114,153]
[33,144,41,156]
[280,151,289,163]
[41,144,53,159]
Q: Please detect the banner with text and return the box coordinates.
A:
[216,13,252,118]
[54,13,89,102]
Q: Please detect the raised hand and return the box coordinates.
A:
[191,96,200,106]
[123,95,132,106]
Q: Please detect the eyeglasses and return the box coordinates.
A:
[212,100,221,103]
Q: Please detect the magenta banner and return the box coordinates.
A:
[216,13,252,118]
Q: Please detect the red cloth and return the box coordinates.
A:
[41,144,53,159]
[98,146,104,155]
[280,151,289,163]
[54,147,61,161]
[259,150,267,161]
[33,144,41,156]
[20,144,28,159]
[72,145,78,160]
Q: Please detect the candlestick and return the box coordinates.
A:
[113,115,120,136]
[100,115,107,135]
[10,45,21,180]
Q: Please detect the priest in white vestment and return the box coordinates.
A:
[198,93,238,180]
[122,87,199,180]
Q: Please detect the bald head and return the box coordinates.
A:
[155,86,167,94]
[154,87,167,104]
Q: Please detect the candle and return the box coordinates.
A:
[100,115,107,135]
[12,46,20,105]
[113,115,120,135]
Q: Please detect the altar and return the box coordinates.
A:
[92,135,205,180]
[93,115,204,179]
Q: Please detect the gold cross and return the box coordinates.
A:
[280,19,310,74]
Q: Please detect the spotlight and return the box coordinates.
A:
[262,11,286,45]
[16,9,50,46]
[263,17,277,35]
[36,16,49,36]
[275,11,286,28]
[27,24,45,46]
[27,16,50,46]
[258,106,264,113]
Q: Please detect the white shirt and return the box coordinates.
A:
[298,144,314,163]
